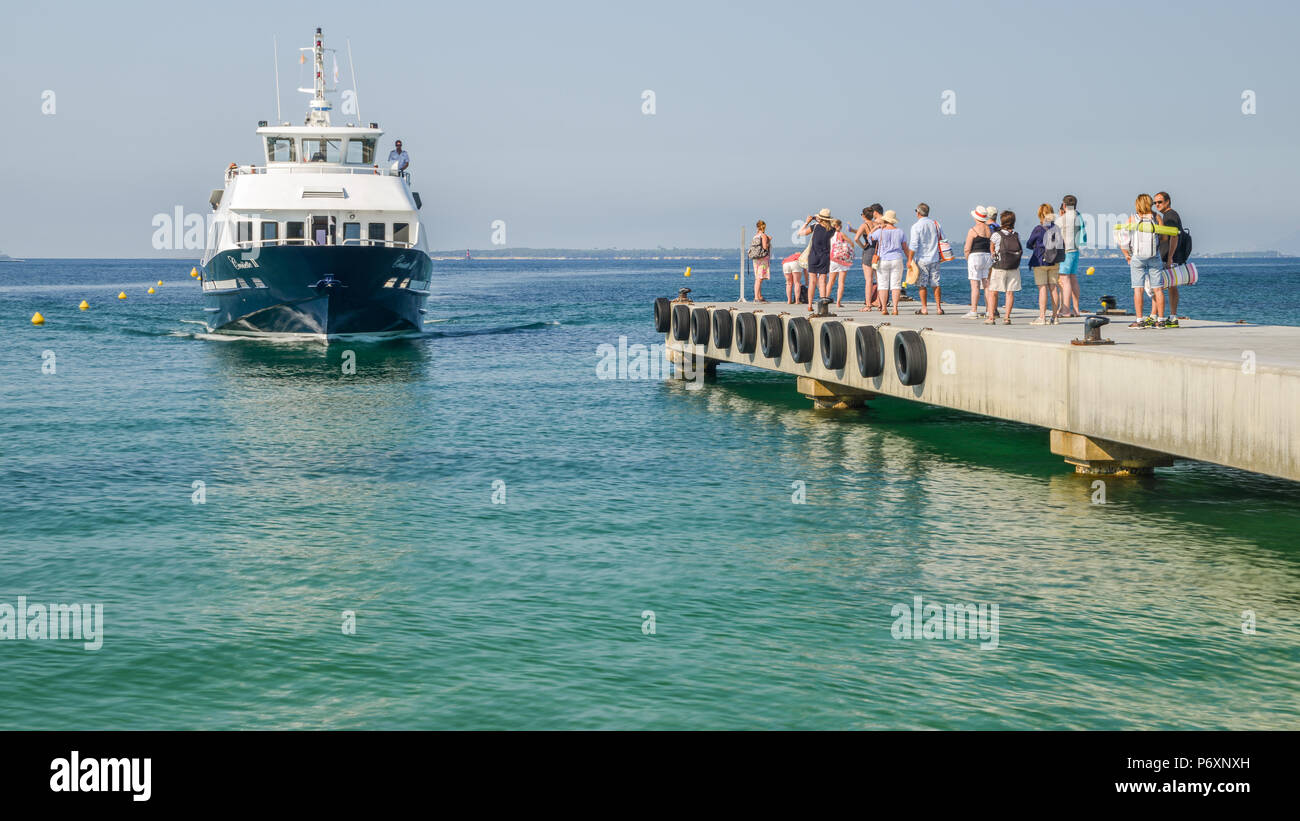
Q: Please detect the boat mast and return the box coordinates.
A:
[305,27,332,126]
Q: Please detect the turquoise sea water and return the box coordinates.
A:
[1,257,1298,730]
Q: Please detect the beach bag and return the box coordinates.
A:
[831,234,853,265]
[798,241,811,269]
[1040,223,1063,265]
[992,229,1022,269]
[1159,262,1198,287]
[937,222,954,262]
[748,233,769,260]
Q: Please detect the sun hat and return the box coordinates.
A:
[880,210,899,225]
[970,206,987,222]
[815,208,834,223]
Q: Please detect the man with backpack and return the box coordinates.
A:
[1026,204,1064,325]
[985,210,1022,325]
[1154,191,1188,325]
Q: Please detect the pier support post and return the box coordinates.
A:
[1050,430,1174,476]
[668,347,718,381]
[797,377,873,410]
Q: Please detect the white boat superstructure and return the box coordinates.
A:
[199,27,432,338]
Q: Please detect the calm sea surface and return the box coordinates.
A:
[1,256,1297,729]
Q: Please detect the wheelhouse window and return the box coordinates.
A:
[345,138,377,164]
[261,222,279,243]
[303,138,342,163]
[285,221,305,244]
[367,223,386,246]
[393,223,410,245]
[236,221,254,244]
[342,222,361,245]
[265,137,296,163]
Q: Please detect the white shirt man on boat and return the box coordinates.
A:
[388,141,409,172]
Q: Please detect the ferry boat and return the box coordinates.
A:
[200,27,431,339]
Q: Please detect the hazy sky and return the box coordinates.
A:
[2,0,1298,256]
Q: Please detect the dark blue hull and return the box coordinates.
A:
[201,246,432,338]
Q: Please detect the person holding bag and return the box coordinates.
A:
[1122,194,1167,328]
[829,219,854,308]
[797,209,836,312]
[748,219,772,302]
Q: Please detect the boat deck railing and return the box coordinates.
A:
[226,165,411,185]
[230,238,418,251]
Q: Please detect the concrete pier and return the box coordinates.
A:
[657,297,1300,481]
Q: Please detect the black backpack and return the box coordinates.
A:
[1173,226,1192,265]
[993,230,1022,269]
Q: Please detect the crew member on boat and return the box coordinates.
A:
[388,140,409,172]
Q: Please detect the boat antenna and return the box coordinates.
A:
[347,38,361,123]
[298,27,332,126]
[273,36,282,123]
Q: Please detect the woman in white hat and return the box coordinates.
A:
[867,210,909,315]
[963,206,995,318]
[797,209,836,311]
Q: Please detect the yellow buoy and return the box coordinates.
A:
[157,280,164,286]
[31,312,45,325]
[734,274,739,280]
[78,300,89,311]
[684,267,692,278]
[190,267,198,277]
[147,287,156,294]
[1085,266,1096,276]
[117,291,127,300]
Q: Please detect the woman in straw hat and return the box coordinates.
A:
[963,206,996,318]
[867,210,910,315]
[797,209,836,311]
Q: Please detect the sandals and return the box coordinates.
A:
[983,318,996,325]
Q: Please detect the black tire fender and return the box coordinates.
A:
[855,325,885,378]
[690,307,711,345]
[653,297,671,333]
[759,314,783,358]
[671,303,690,341]
[787,317,814,364]
[735,312,757,354]
[711,310,733,349]
[820,321,847,370]
[894,330,927,385]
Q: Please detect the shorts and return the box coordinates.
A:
[876,258,905,290]
[782,259,805,277]
[752,258,770,280]
[1032,264,1060,286]
[915,260,941,288]
[967,252,992,281]
[829,261,850,274]
[1129,255,1164,289]
[988,267,1021,292]
[1059,250,1079,275]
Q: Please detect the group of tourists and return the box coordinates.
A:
[746,192,1190,327]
